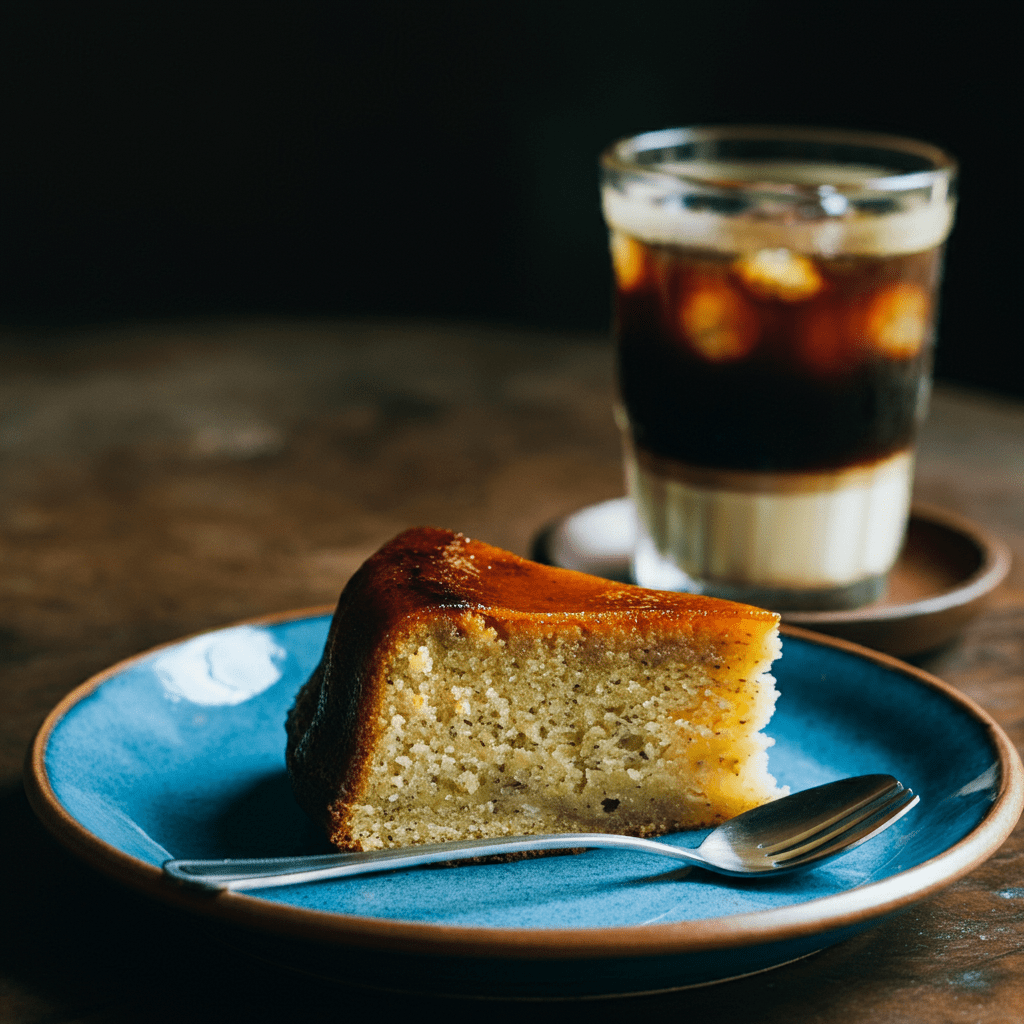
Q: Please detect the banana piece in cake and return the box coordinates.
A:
[286,527,785,851]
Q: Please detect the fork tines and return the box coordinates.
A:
[763,782,919,865]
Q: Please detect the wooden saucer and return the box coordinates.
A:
[535,499,1011,657]
[782,502,1011,656]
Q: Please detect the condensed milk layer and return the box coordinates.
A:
[627,444,913,608]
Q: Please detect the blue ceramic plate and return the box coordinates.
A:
[26,611,1023,999]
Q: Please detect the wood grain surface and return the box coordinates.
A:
[2,319,1022,1023]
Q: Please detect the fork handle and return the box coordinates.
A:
[163,833,701,892]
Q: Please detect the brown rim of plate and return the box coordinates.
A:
[23,611,1024,962]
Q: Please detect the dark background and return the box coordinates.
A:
[0,3,1017,396]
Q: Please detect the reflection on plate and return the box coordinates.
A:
[534,498,1011,657]
[25,611,1023,999]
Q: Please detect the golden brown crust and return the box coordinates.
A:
[285,527,781,849]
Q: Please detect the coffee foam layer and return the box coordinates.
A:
[602,161,954,256]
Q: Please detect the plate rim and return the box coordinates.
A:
[24,609,1024,961]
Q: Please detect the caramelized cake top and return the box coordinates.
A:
[349,526,780,630]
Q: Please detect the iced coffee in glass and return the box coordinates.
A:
[601,126,957,610]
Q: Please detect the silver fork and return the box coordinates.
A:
[163,774,918,892]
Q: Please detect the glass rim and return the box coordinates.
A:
[600,125,958,196]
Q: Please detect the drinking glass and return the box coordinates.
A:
[600,126,957,609]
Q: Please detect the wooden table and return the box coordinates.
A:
[2,319,1022,1022]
